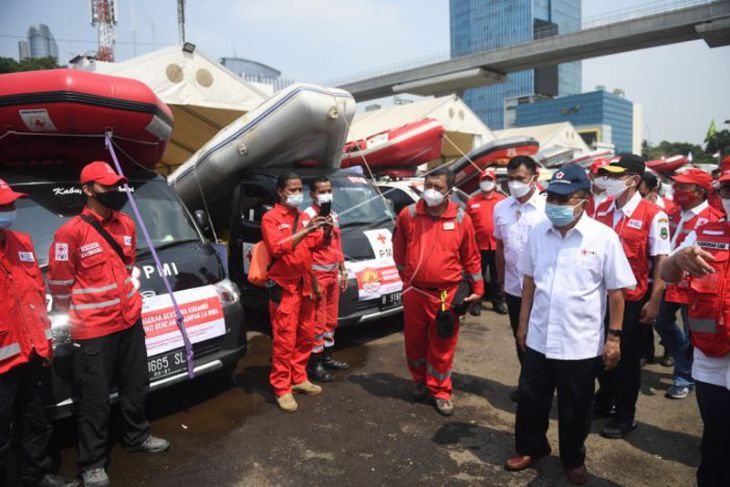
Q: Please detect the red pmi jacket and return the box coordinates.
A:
[0,230,53,374]
[302,205,344,284]
[262,203,324,297]
[686,221,730,358]
[595,198,662,302]
[47,208,141,340]
[465,191,505,251]
[393,200,484,295]
[665,203,724,304]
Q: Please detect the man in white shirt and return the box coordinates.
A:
[493,155,546,401]
[505,165,636,485]
[661,166,730,486]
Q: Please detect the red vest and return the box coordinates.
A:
[0,231,52,374]
[466,191,505,250]
[665,204,724,304]
[595,197,661,302]
[587,194,611,219]
[687,220,730,358]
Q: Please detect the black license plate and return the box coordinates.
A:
[147,348,187,380]
[380,291,402,310]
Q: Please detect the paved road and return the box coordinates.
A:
[41,308,701,486]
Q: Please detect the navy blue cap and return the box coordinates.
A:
[546,165,591,195]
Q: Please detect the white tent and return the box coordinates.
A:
[494,122,589,166]
[349,95,494,162]
[73,44,269,173]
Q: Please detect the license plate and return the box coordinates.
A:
[380,291,402,309]
[147,348,187,380]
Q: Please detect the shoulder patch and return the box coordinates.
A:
[55,242,69,261]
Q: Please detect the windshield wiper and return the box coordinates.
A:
[340,217,393,229]
[137,239,200,257]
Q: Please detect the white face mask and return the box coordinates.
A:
[592,177,606,191]
[285,193,303,208]
[480,180,495,192]
[508,178,533,198]
[316,193,333,206]
[722,198,730,216]
[602,177,631,198]
[422,188,446,207]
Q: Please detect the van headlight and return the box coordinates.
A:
[49,313,72,348]
[214,278,240,306]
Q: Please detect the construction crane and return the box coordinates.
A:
[90,0,117,62]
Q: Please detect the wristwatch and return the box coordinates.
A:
[607,328,622,338]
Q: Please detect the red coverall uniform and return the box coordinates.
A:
[262,203,324,397]
[466,190,504,303]
[0,229,55,483]
[47,207,148,470]
[302,205,344,353]
[393,200,484,399]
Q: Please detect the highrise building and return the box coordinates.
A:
[18,40,30,61]
[26,24,58,60]
[450,0,582,130]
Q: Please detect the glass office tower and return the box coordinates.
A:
[450,0,582,130]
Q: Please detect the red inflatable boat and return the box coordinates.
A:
[646,155,690,173]
[0,69,173,169]
[341,118,444,177]
[450,136,539,193]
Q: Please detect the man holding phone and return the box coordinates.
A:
[302,177,349,382]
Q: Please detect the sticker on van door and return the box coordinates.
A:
[345,259,402,301]
[363,229,394,262]
[242,242,255,274]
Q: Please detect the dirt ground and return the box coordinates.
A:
[38,307,702,486]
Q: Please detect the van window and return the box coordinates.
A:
[13,180,200,267]
[239,183,272,224]
[378,187,414,216]
[301,176,394,227]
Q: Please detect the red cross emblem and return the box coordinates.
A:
[580,249,588,256]
[556,171,564,179]
[246,249,253,262]
[32,118,46,129]
[377,233,387,245]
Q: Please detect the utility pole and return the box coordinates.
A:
[90,0,117,61]
[177,0,186,43]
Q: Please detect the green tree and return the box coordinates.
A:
[642,140,712,164]
[706,129,730,156]
[0,56,60,74]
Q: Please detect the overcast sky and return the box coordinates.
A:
[1,0,728,146]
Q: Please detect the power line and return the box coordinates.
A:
[0,33,168,46]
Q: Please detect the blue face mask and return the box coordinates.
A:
[545,202,581,227]
[0,209,17,229]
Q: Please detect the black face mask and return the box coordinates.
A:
[94,189,128,211]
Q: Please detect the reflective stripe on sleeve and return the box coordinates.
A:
[127,288,137,299]
[468,272,483,281]
[427,363,451,382]
[689,318,716,333]
[48,279,75,286]
[313,263,339,272]
[72,283,118,295]
[69,298,121,310]
[0,343,21,360]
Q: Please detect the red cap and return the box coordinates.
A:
[718,156,730,182]
[672,168,713,192]
[0,179,28,206]
[590,158,610,175]
[479,169,496,181]
[80,161,127,186]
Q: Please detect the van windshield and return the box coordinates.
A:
[12,179,201,267]
[302,175,395,227]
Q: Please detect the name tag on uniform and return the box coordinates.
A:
[124,235,132,247]
[278,224,291,230]
[18,251,35,262]
[443,222,455,231]
[627,219,643,230]
[470,204,480,209]
[80,242,102,258]
[695,218,708,228]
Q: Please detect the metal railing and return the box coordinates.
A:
[324,0,715,87]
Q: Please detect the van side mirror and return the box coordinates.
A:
[194,209,213,239]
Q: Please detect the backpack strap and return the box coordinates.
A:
[80,214,127,265]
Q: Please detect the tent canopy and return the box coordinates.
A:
[77,44,269,173]
[494,122,589,154]
[349,95,494,161]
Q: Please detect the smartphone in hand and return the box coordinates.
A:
[319,201,332,217]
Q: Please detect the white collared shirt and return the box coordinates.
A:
[518,214,637,360]
[605,192,671,256]
[493,189,547,297]
[676,229,730,390]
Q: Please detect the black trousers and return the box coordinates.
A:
[0,357,53,483]
[695,380,730,487]
[505,293,524,364]
[515,347,601,469]
[73,320,150,470]
[479,249,503,304]
[596,298,645,422]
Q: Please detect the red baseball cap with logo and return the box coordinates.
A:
[80,161,128,186]
[672,168,713,193]
[720,156,730,182]
[0,179,28,206]
[480,168,496,181]
[589,158,610,175]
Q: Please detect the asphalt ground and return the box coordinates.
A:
[8,306,702,486]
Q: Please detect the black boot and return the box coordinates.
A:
[468,300,481,316]
[322,348,350,370]
[307,353,332,382]
[493,300,508,315]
